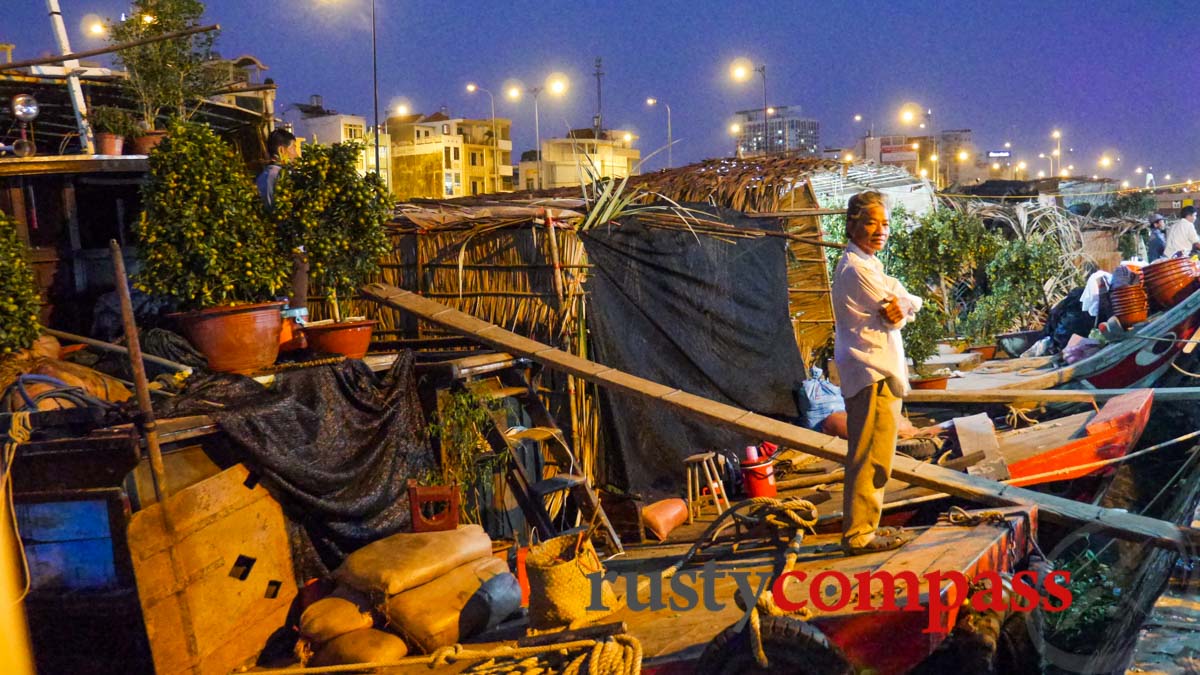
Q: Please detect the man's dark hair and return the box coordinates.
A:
[266,128,296,161]
[1183,205,1197,219]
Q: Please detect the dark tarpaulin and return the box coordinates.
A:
[155,352,437,575]
[581,209,808,493]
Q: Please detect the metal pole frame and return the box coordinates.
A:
[371,0,381,184]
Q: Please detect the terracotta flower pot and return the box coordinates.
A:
[171,301,285,374]
[303,319,376,359]
[131,130,168,155]
[910,374,950,390]
[967,344,997,361]
[95,132,124,156]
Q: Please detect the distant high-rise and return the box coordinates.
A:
[732,106,820,157]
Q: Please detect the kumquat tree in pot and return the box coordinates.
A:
[0,211,41,359]
[271,141,392,359]
[133,119,291,374]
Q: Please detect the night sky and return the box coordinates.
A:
[8,0,1199,181]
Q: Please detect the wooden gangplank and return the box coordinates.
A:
[361,283,1200,551]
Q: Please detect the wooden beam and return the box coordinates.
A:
[906,387,1200,404]
[0,24,219,73]
[361,283,1200,551]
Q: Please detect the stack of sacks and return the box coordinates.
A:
[298,587,408,667]
[332,524,523,656]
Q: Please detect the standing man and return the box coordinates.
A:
[1147,213,1167,262]
[831,191,923,555]
[256,128,307,311]
[1165,206,1200,258]
[257,128,297,209]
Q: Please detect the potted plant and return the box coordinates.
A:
[965,235,1062,359]
[107,0,230,153]
[132,119,291,373]
[881,206,1004,387]
[89,106,136,155]
[0,211,41,360]
[271,141,392,359]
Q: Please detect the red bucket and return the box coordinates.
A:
[742,459,777,498]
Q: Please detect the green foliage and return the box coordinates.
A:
[1044,549,1125,650]
[1094,191,1156,219]
[133,120,289,310]
[88,105,137,137]
[427,388,508,524]
[270,142,392,313]
[0,212,40,355]
[108,0,229,128]
[880,206,1003,368]
[965,235,1060,337]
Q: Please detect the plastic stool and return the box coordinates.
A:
[407,479,460,532]
[684,452,730,523]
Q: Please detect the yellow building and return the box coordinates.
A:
[517,128,640,191]
[387,112,513,200]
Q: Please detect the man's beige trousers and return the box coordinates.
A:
[842,379,902,548]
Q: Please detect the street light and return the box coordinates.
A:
[508,74,568,190]
[900,104,937,186]
[1099,156,1112,169]
[645,97,672,168]
[466,82,500,194]
[395,103,408,116]
[1051,129,1062,173]
[731,57,768,154]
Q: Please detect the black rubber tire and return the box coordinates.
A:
[695,615,854,674]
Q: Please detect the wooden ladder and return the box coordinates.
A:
[468,364,623,556]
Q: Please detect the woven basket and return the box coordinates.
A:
[526,533,617,630]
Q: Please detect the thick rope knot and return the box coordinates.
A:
[939,505,1008,527]
[429,643,468,667]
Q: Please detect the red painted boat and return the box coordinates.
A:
[947,287,1200,392]
[795,389,1154,529]
[624,505,1038,675]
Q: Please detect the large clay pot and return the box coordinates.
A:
[95,132,124,156]
[1109,284,1150,326]
[910,374,950,390]
[131,130,168,155]
[967,344,997,361]
[303,319,376,359]
[172,301,285,374]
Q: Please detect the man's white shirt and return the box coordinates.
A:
[831,243,923,399]
[1164,218,1199,258]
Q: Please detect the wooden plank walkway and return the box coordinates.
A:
[360,283,1200,551]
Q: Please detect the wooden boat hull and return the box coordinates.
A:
[803,390,1153,530]
[627,506,1036,675]
[947,288,1200,392]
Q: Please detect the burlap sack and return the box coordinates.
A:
[641,498,688,541]
[299,586,375,644]
[333,524,491,596]
[526,533,616,630]
[309,629,408,667]
[384,556,520,653]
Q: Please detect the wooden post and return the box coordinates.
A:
[110,240,169,502]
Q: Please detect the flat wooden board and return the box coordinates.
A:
[127,463,297,675]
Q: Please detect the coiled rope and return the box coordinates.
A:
[3,412,32,605]
[242,634,643,675]
[645,497,818,669]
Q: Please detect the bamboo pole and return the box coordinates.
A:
[360,283,1200,551]
[43,328,192,374]
[0,24,220,73]
[110,240,169,501]
[906,387,1200,404]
